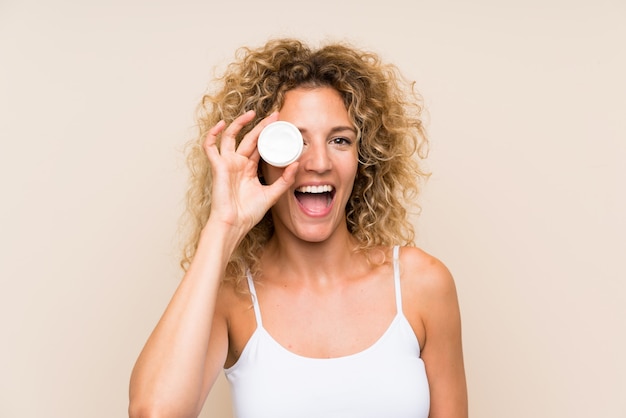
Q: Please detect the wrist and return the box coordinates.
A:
[200,218,247,254]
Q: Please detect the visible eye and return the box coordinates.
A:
[330,137,352,146]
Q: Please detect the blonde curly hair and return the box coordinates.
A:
[181,38,429,289]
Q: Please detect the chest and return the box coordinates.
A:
[260,279,398,358]
[224,271,430,417]
[227,268,404,362]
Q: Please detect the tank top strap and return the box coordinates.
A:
[245,270,263,327]
[392,245,403,314]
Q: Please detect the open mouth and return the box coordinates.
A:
[294,185,335,213]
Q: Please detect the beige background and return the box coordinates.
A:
[1,0,624,417]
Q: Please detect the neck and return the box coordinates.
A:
[261,226,366,286]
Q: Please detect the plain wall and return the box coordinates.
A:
[1,1,624,417]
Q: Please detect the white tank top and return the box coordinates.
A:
[224,246,430,418]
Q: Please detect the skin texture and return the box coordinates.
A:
[261,87,359,244]
[129,87,467,418]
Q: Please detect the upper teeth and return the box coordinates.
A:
[296,185,333,193]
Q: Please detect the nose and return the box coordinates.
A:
[301,140,332,173]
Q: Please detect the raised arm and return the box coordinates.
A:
[128,111,297,418]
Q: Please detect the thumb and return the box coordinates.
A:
[264,162,299,205]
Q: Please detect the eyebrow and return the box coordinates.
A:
[299,126,357,135]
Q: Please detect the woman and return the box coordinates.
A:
[129,38,467,418]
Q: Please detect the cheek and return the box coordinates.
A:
[345,156,359,184]
[349,157,360,186]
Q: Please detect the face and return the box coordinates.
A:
[261,86,358,243]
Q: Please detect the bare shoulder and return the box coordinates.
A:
[215,278,251,318]
[399,246,456,295]
[209,280,240,343]
[398,246,460,333]
[215,277,256,367]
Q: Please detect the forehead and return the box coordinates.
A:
[279,87,351,126]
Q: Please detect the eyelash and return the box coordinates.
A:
[302,137,353,147]
[331,137,352,145]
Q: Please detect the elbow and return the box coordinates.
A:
[128,398,198,418]
[128,400,180,418]
[128,400,161,418]
[128,376,202,418]
[128,383,173,418]
[128,403,148,418]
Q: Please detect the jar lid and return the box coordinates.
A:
[257,121,303,167]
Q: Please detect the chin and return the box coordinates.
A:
[291,223,342,244]
[294,231,331,244]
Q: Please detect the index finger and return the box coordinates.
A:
[202,120,226,160]
[220,110,257,154]
[236,111,279,156]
